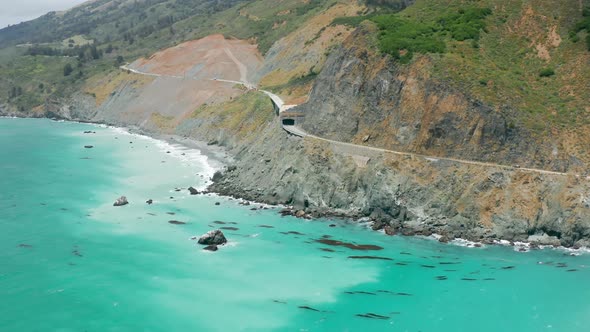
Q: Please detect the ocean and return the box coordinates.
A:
[1,118,589,332]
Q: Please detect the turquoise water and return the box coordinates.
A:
[1,118,589,332]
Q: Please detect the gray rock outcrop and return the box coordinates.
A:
[113,196,128,206]
[197,230,227,245]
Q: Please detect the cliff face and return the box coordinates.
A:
[208,117,590,248]
[299,24,582,172]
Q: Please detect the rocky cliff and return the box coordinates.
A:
[299,23,582,172]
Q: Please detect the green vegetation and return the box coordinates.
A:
[571,7,590,50]
[332,6,491,62]
[439,7,492,41]
[539,68,555,77]
[63,64,73,77]
[372,15,445,62]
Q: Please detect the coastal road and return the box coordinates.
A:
[119,65,572,177]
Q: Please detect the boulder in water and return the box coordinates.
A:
[197,229,227,245]
[113,196,128,206]
[146,199,153,205]
[188,187,199,195]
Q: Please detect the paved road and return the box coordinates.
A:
[119,65,571,177]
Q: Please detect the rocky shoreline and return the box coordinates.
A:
[207,166,590,251]
[3,114,588,251]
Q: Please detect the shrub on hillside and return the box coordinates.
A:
[371,15,445,62]
[539,68,555,77]
[571,7,590,50]
[439,7,492,41]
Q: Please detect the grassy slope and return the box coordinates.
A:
[176,90,275,142]
[330,0,589,133]
[0,0,341,113]
[397,0,590,132]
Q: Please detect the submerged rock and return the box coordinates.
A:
[113,196,128,206]
[203,244,218,251]
[84,145,93,149]
[197,229,227,245]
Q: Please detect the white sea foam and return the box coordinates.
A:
[450,238,485,248]
[101,125,219,190]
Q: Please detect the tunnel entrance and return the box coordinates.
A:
[282,118,295,126]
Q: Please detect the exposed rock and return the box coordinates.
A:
[438,235,451,243]
[215,202,221,206]
[197,229,227,245]
[371,220,385,231]
[84,145,93,149]
[113,196,128,206]
[383,225,396,236]
[146,199,153,205]
[188,186,199,195]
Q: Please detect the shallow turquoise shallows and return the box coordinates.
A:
[1,118,589,332]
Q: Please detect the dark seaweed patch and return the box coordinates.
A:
[315,238,383,251]
[320,248,335,252]
[348,256,393,261]
[168,220,186,225]
[439,262,460,265]
[18,243,33,248]
[273,300,287,304]
[298,306,320,312]
[281,231,306,236]
[461,278,477,281]
[212,221,238,225]
[400,252,412,255]
[435,276,448,280]
[258,225,274,228]
[395,262,408,266]
[483,278,496,281]
[344,291,377,295]
[376,290,412,296]
[356,313,389,320]
[501,266,516,270]
[566,269,578,272]
[421,265,436,268]
[220,227,239,231]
